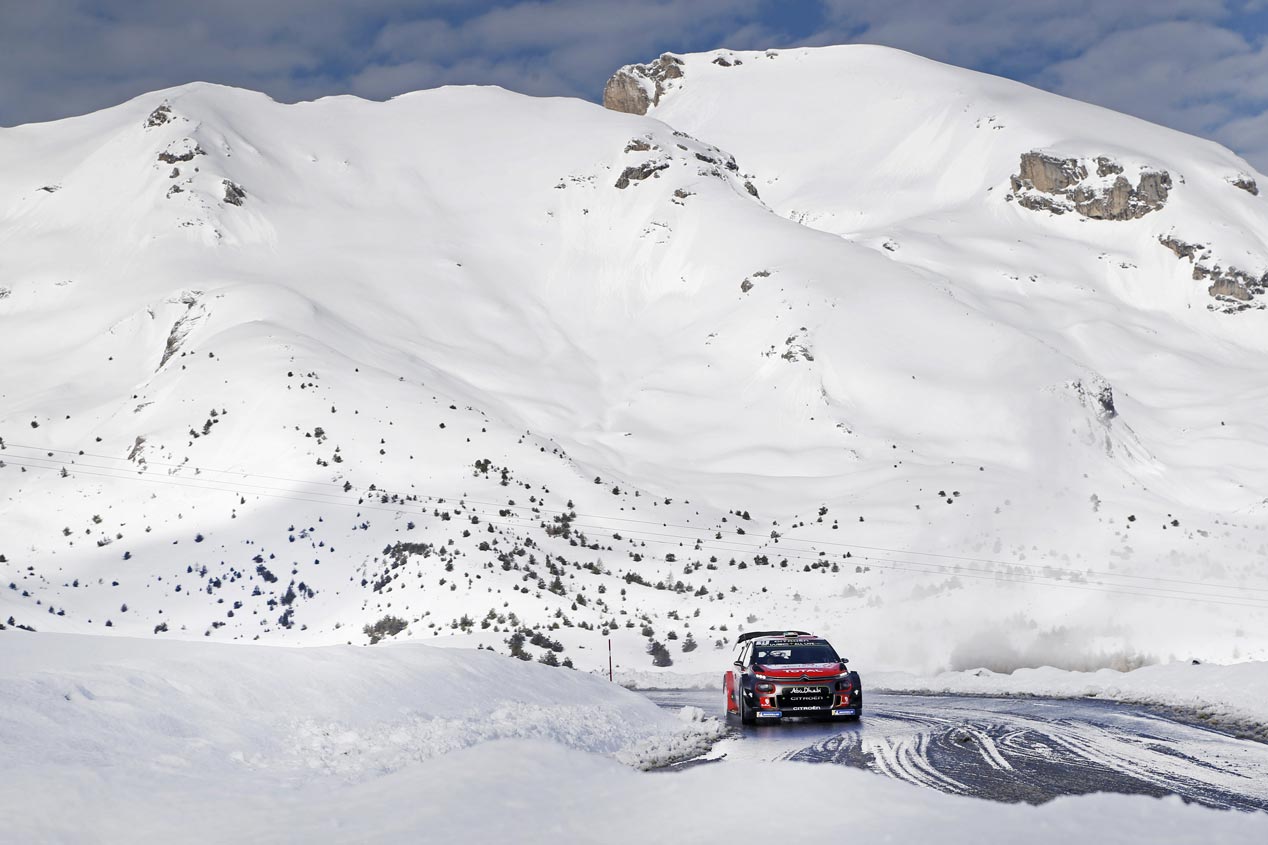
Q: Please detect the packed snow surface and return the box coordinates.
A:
[621,658,1268,740]
[2,633,1266,844]
[872,659,1268,739]
[2,44,1267,679]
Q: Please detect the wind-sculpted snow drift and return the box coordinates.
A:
[2,46,1267,677]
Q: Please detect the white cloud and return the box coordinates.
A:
[2,0,1267,171]
[806,1,1268,170]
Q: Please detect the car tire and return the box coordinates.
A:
[739,690,756,726]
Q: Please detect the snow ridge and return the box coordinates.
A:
[1,46,1267,679]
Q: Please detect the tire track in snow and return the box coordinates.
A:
[646,690,1268,810]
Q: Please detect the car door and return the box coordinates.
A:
[733,643,750,711]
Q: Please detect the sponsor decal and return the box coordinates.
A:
[788,686,825,694]
[758,662,836,669]
[831,708,857,716]
[756,711,782,718]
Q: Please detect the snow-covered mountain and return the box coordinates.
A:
[3,46,1267,674]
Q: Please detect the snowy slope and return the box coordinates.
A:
[621,46,1268,507]
[3,633,1266,845]
[2,48,1267,676]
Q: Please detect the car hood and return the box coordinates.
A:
[753,663,842,679]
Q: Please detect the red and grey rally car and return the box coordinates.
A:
[725,631,862,724]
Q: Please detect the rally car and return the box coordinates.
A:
[724,631,862,724]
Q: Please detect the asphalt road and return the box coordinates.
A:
[643,689,1268,811]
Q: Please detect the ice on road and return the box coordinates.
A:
[646,690,1268,811]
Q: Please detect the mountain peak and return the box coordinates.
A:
[4,49,1268,669]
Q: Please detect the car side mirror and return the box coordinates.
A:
[733,660,744,668]
[839,659,849,668]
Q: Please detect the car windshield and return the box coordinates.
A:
[752,644,838,665]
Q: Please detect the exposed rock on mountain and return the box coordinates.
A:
[144,103,173,128]
[611,129,757,197]
[1009,151,1171,219]
[602,54,685,115]
[1232,175,1259,195]
[614,160,668,188]
[1070,376,1118,424]
[1159,235,1268,310]
[222,179,246,206]
[157,142,204,164]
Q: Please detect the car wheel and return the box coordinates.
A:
[740,690,756,725]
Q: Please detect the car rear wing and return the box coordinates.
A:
[735,630,814,645]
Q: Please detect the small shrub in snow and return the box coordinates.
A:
[363,615,407,644]
[507,632,531,660]
[647,640,673,667]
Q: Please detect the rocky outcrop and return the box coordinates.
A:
[614,161,669,189]
[1071,377,1117,424]
[1195,264,1265,306]
[1208,278,1255,302]
[740,269,769,293]
[1158,234,1268,312]
[1009,152,1170,220]
[157,143,205,164]
[602,54,685,115]
[1095,157,1123,177]
[608,131,763,203]
[222,180,246,206]
[1232,175,1259,196]
[693,150,738,172]
[1015,152,1086,194]
[158,291,204,369]
[1158,235,1202,262]
[144,104,172,128]
[775,327,813,362]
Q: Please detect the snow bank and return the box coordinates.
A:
[613,667,720,690]
[0,632,721,791]
[3,632,1266,843]
[873,660,1268,739]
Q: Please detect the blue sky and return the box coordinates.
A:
[4,0,1268,168]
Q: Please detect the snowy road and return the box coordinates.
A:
[644,690,1268,811]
